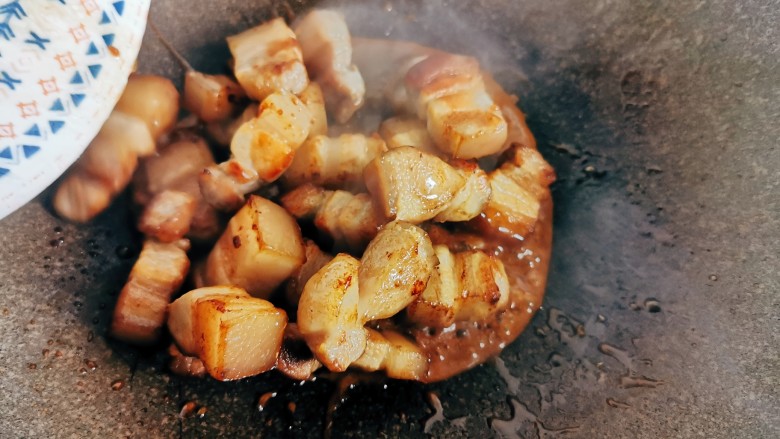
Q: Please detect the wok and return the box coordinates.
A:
[0,0,777,437]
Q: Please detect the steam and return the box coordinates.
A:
[316,0,527,83]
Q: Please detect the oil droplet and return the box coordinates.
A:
[583,165,606,178]
[79,368,87,375]
[547,308,583,337]
[597,314,607,323]
[53,226,63,233]
[708,274,718,281]
[547,352,565,367]
[115,245,133,259]
[575,324,586,337]
[552,142,581,157]
[644,299,661,313]
[598,343,633,372]
[179,401,197,418]
[54,350,63,358]
[606,398,631,409]
[111,379,125,391]
[423,392,445,434]
[451,416,468,429]
[325,375,360,439]
[49,237,64,247]
[383,1,393,12]
[620,376,664,389]
[493,357,520,394]
[491,397,580,439]
[257,392,278,412]
[84,359,97,371]
[196,406,208,418]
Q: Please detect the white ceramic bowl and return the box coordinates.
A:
[0,0,149,220]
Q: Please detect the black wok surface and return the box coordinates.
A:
[1,0,777,437]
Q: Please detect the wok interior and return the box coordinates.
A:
[0,0,776,437]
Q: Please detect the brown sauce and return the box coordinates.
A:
[413,197,553,382]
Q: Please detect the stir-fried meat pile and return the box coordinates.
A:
[54,9,555,383]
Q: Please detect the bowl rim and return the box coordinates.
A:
[0,0,151,221]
